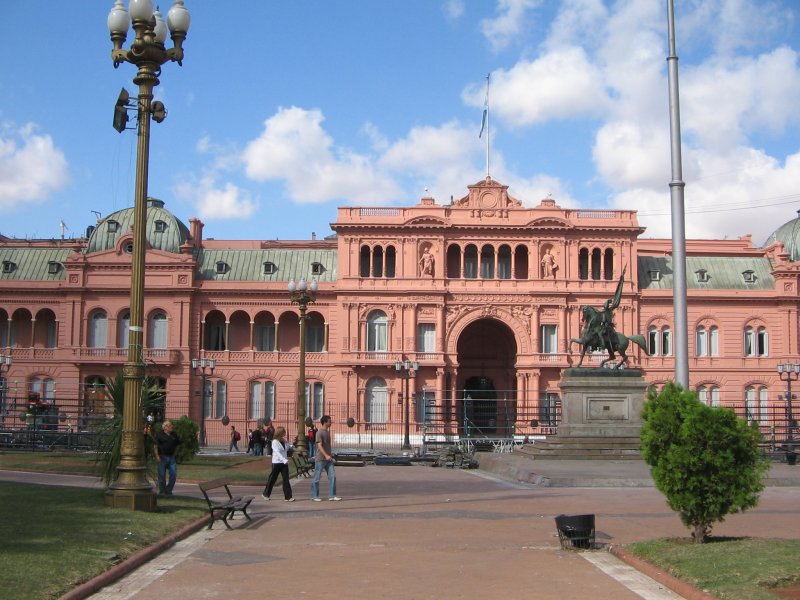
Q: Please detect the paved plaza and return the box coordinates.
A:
[3,456,799,599]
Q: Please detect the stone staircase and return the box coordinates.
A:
[516,436,642,460]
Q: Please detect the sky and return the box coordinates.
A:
[1,0,799,245]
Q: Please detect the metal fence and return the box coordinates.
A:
[1,385,796,461]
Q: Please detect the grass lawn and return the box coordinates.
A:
[627,537,800,600]
[0,451,278,484]
[0,482,208,600]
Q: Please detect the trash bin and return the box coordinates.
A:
[555,514,595,550]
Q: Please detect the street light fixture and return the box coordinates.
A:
[105,0,190,510]
[777,362,799,466]
[288,277,318,455]
[191,357,216,446]
[0,353,11,428]
[395,358,419,451]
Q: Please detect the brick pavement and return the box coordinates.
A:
[2,456,798,599]
[73,456,800,600]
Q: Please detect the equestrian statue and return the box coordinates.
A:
[568,267,649,370]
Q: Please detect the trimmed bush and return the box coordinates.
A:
[641,382,770,543]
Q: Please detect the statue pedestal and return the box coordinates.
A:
[521,368,647,460]
[558,368,647,438]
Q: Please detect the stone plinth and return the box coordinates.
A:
[557,368,648,438]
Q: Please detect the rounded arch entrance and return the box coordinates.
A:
[455,318,518,436]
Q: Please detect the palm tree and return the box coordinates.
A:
[95,372,165,484]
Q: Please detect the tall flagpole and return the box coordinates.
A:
[667,0,689,388]
[479,73,490,178]
[485,73,490,178]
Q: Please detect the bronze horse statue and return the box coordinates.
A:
[569,305,648,369]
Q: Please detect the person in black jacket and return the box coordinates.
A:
[154,420,181,496]
[251,426,264,456]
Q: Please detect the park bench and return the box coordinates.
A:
[198,478,254,530]
[291,454,314,478]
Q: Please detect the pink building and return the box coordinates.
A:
[1,178,798,447]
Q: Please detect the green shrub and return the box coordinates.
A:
[169,416,199,463]
[641,381,770,543]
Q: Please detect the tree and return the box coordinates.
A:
[640,382,770,543]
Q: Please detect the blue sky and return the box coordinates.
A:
[1,0,799,244]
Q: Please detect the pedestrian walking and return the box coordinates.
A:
[154,420,181,496]
[229,425,241,452]
[261,426,295,502]
[311,415,340,501]
[306,416,318,459]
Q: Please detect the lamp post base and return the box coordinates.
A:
[104,486,157,511]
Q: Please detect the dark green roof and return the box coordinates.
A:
[0,247,74,281]
[86,198,190,254]
[196,248,338,282]
[639,256,774,290]
[763,212,800,261]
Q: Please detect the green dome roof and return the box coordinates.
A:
[86,198,190,254]
[763,210,800,262]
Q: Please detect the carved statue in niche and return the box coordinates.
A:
[418,245,435,277]
[541,247,558,279]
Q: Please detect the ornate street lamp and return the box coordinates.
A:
[288,277,318,455]
[105,0,191,510]
[191,357,216,446]
[395,358,419,450]
[0,353,12,428]
[777,362,799,466]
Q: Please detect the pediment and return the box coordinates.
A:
[452,177,521,210]
[407,216,447,227]
[526,216,572,229]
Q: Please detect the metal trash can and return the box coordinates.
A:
[555,514,595,550]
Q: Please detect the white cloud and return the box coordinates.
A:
[176,175,259,221]
[480,0,540,52]
[242,106,401,204]
[443,0,464,21]
[593,121,672,190]
[0,123,69,207]
[464,47,611,126]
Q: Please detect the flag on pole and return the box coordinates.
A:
[478,75,489,138]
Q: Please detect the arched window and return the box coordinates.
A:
[696,326,707,357]
[578,248,589,280]
[648,325,672,356]
[366,311,388,352]
[117,311,130,349]
[514,245,528,279]
[30,377,55,402]
[372,245,384,277]
[661,327,672,356]
[603,248,614,280]
[385,246,396,278]
[209,380,226,419]
[591,248,602,280]
[446,245,462,278]
[480,245,495,279]
[697,385,707,404]
[497,245,512,279]
[745,386,766,423]
[709,326,719,356]
[464,245,478,279]
[360,245,371,277]
[249,380,275,420]
[365,377,388,423]
[744,326,768,357]
[149,311,168,349]
[710,386,720,407]
[305,381,325,420]
[88,310,108,348]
